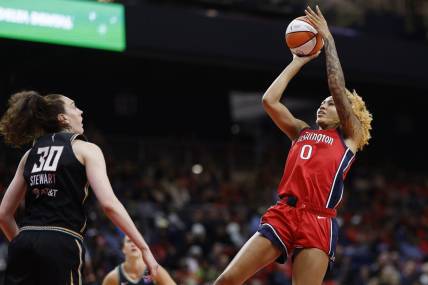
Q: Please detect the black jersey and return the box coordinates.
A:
[21,132,89,240]
[117,264,155,285]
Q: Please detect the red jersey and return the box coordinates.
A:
[278,128,355,209]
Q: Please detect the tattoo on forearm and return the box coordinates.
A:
[324,37,354,133]
[324,37,345,99]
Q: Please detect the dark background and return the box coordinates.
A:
[1,1,427,168]
[1,1,428,284]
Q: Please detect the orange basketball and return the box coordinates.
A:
[285,16,324,56]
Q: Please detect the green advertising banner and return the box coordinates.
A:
[0,0,125,51]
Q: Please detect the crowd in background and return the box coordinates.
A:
[0,131,427,285]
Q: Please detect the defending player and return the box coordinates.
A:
[0,91,159,285]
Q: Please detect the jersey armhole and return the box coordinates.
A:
[22,148,33,178]
[70,133,88,143]
[299,126,310,135]
[291,127,311,145]
[69,134,87,167]
[336,129,355,155]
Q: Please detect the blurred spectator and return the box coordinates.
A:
[1,131,427,284]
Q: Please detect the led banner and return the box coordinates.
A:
[0,0,125,51]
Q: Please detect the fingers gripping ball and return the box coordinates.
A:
[285,16,324,56]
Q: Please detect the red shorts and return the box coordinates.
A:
[258,199,338,264]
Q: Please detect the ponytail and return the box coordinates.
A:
[0,91,65,147]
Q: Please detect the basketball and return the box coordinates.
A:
[285,16,324,56]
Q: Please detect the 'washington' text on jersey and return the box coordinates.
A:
[278,128,355,210]
[297,131,334,145]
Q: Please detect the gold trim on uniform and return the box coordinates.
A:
[82,182,89,205]
[80,219,87,233]
[20,226,83,241]
[74,239,83,285]
[79,182,89,233]
[70,133,79,142]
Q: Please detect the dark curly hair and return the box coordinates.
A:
[0,91,66,147]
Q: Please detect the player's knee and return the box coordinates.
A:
[214,273,240,285]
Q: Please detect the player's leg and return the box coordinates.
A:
[214,232,281,285]
[291,248,329,285]
[4,232,37,285]
[36,232,84,285]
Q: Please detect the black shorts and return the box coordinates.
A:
[4,230,84,285]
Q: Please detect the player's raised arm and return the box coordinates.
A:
[262,54,319,141]
[305,6,362,145]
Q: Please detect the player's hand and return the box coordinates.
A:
[304,5,331,39]
[292,51,321,65]
[141,248,159,278]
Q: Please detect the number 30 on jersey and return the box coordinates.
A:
[31,146,64,173]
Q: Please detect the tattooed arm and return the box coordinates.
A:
[305,6,362,148]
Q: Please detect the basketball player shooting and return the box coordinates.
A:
[214,6,372,285]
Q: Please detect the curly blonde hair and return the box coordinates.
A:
[346,89,373,151]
